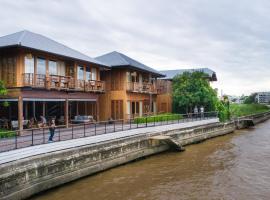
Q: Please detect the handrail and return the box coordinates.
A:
[0,111,218,153]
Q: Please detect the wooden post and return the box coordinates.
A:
[42,102,46,117]
[96,97,100,122]
[76,102,79,116]
[18,96,23,133]
[84,101,87,115]
[33,101,36,119]
[65,98,69,128]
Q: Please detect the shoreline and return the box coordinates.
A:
[1,112,270,200]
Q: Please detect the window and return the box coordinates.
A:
[86,66,91,80]
[92,67,97,80]
[49,61,57,75]
[57,61,66,76]
[77,66,84,80]
[37,58,46,75]
[24,56,34,73]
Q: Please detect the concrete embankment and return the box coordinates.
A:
[1,112,270,200]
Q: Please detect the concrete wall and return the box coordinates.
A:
[0,122,235,200]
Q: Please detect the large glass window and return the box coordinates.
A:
[86,66,91,80]
[24,56,34,73]
[57,61,66,76]
[77,66,84,80]
[92,67,97,80]
[49,60,57,75]
[37,58,46,75]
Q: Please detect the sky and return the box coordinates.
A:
[0,0,270,96]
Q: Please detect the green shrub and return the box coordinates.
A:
[134,113,183,124]
[230,104,270,117]
[0,129,16,138]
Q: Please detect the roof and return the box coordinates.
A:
[0,30,109,67]
[160,68,217,81]
[95,51,165,77]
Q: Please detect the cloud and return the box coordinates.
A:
[0,0,269,95]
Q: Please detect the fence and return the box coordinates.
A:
[0,112,218,153]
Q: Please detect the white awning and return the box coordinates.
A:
[23,98,66,102]
[68,99,96,102]
[0,99,18,102]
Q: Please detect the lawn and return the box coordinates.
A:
[0,129,16,139]
[230,104,270,117]
[134,113,182,124]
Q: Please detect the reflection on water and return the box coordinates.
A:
[31,121,270,200]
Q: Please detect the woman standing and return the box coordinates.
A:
[48,118,56,142]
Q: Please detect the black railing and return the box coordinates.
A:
[0,112,218,153]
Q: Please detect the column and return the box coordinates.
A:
[18,96,23,133]
[65,98,69,128]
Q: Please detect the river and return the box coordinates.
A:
[31,120,270,200]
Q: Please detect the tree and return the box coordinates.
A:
[0,80,8,107]
[172,71,219,114]
[0,80,7,95]
[244,93,257,104]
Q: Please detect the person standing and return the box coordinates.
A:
[48,118,56,142]
[200,106,204,118]
[194,106,198,118]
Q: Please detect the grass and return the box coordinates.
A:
[0,129,16,139]
[230,104,270,117]
[134,113,183,124]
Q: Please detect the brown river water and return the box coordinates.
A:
[31,120,270,200]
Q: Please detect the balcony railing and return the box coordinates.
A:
[22,73,105,92]
[126,82,157,94]
[156,79,172,94]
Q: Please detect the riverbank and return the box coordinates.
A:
[230,104,270,117]
[1,112,270,200]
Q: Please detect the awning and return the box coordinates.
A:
[0,99,18,102]
[23,98,66,102]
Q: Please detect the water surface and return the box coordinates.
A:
[31,120,270,200]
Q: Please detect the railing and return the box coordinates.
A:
[126,82,157,93]
[22,73,105,92]
[156,79,172,94]
[0,112,218,153]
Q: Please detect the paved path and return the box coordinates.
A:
[0,117,211,152]
[0,118,218,165]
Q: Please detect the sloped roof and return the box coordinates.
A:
[95,51,165,77]
[0,30,108,67]
[160,68,217,81]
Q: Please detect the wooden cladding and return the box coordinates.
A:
[111,100,123,120]
[0,56,16,86]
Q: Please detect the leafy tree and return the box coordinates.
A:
[172,71,219,114]
[0,80,8,107]
[244,93,257,104]
[0,80,7,95]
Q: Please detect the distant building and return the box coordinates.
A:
[255,92,270,104]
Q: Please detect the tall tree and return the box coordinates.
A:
[0,80,7,95]
[172,71,219,113]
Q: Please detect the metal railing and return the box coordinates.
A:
[0,112,218,153]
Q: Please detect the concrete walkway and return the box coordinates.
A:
[0,118,218,165]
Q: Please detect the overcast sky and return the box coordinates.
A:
[1,0,270,96]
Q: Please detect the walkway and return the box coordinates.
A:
[0,118,218,165]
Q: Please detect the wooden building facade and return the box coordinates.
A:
[0,31,108,130]
[96,51,165,121]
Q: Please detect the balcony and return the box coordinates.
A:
[126,82,157,94]
[156,80,172,94]
[22,73,105,93]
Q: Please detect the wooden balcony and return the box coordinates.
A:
[22,73,105,93]
[156,80,172,94]
[126,82,157,94]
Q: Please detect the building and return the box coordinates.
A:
[0,30,109,130]
[157,68,217,113]
[256,92,270,104]
[96,51,165,121]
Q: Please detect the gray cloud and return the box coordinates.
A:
[0,0,269,95]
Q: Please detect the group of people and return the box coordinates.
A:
[193,106,205,118]
[27,116,56,143]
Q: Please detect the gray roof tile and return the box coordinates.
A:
[95,51,165,77]
[160,68,217,81]
[0,30,108,67]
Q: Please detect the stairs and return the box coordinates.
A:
[150,135,185,151]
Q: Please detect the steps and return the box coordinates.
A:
[150,135,185,151]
